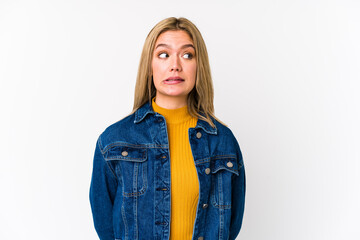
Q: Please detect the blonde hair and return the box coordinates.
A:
[129,17,226,128]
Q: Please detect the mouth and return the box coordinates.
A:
[164,77,184,83]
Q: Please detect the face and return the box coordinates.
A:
[152,30,197,102]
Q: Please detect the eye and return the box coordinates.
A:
[158,52,169,58]
[183,53,193,59]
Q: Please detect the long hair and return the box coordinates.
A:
[129,17,226,128]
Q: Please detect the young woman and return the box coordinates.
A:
[89,17,246,240]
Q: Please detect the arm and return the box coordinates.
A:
[89,136,118,240]
[229,136,246,240]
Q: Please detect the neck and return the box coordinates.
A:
[154,94,187,109]
[152,97,193,124]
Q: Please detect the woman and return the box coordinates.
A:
[90,17,246,240]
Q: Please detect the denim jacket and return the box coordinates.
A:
[89,101,246,240]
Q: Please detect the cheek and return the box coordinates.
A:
[190,63,197,80]
[152,60,165,77]
[186,64,197,89]
[152,60,167,89]
[151,60,157,76]
[152,62,160,83]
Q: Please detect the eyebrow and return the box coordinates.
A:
[155,43,195,50]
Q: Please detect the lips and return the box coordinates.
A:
[165,77,184,82]
[163,77,184,85]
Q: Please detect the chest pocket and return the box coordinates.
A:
[105,145,148,197]
[210,155,240,209]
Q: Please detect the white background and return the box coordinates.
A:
[1,0,359,239]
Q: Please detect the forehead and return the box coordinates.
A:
[155,30,193,45]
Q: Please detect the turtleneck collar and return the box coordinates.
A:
[151,97,193,124]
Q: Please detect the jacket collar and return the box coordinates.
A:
[134,101,217,135]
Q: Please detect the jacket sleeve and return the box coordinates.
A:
[229,135,246,240]
[89,135,118,240]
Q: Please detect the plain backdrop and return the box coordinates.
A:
[0,0,359,239]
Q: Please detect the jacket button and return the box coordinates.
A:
[198,237,204,240]
[196,132,202,139]
[121,151,128,157]
[202,203,208,209]
[226,161,233,168]
[205,168,210,175]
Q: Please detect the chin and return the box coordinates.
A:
[160,90,187,96]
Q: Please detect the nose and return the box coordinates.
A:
[170,56,182,72]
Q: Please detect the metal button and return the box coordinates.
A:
[198,237,204,240]
[121,151,128,157]
[205,168,210,175]
[202,203,208,209]
[196,132,202,139]
[226,161,233,168]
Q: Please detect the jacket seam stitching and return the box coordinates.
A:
[98,136,117,179]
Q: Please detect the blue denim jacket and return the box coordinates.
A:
[89,101,246,240]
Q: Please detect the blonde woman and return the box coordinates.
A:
[90,17,246,240]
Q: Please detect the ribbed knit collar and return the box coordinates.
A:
[151,97,193,124]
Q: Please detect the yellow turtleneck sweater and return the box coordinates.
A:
[151,97,199,240]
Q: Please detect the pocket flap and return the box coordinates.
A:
[211,156,239,176]
[105,145,147,162]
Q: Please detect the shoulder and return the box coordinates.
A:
[96,112,137,151]
[212,116,239,142]
[209,116,243,158]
